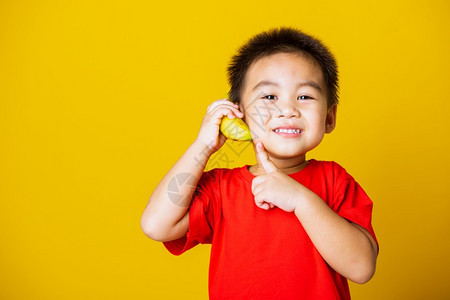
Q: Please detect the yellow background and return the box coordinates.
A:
[1,0,449,299]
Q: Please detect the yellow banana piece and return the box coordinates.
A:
[220,116,252,141]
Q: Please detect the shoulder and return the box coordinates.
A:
[309,160,352,178]
[194,167,246,207]
[308,161,372,211]
[199,166,246,186]
[307,160,356,188]
[203,166,243,178]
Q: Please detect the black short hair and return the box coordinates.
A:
[227,27,339,107]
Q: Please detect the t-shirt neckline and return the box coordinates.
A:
[238,159,317,183]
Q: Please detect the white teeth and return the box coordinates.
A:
[274,128,300,133]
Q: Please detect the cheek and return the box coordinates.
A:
[247,117,269,141]
[243,107,273,136]
[306,110,328,130]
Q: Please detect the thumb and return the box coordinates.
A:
[256,142,279,174]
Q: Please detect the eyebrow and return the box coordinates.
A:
[252,80,323,92]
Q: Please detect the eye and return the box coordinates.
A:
[263,95,277,100]
[298,95,314,100]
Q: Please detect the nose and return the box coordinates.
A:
[275,100,300,118]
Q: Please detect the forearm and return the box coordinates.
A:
[293,187,378,284]
[141,139,213,241]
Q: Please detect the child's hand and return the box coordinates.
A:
[251,142,304,212]
[196,98,244,153]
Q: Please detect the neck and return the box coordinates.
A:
[249,154,308,176]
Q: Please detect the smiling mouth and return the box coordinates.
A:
[273,128,302,134]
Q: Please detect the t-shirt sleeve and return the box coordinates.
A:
[331,164,378,249]
[163,170,217,255]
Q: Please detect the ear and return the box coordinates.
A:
[325,104,337,134]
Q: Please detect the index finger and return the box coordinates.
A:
[256,142,279,174]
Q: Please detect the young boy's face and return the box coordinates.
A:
[240,52,336,160]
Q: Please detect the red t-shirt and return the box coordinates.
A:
[164,160,377,299]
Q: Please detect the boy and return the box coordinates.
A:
[141,27,378,299]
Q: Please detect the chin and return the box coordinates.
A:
[266,145,306,159]
[263,137,323,159]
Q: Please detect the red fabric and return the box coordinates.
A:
[163,160,377,299]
